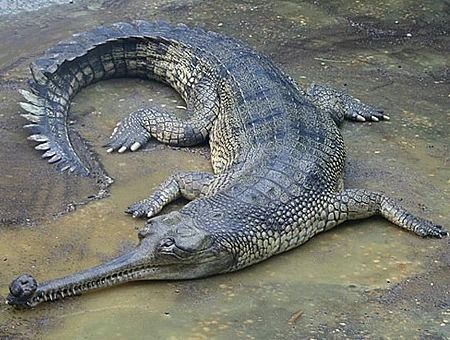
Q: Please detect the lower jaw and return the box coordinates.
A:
[28,265,161,306]
[8,251,229,308]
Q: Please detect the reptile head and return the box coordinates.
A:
[135,211,233,278]
[6,211,233,308]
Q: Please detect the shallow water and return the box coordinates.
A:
[0,0,449,338]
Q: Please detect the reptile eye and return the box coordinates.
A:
[160,238,175,248]
[211,211,224,219]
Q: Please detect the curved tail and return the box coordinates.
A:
[19,20,196,184]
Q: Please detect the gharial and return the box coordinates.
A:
[7,21,447,308]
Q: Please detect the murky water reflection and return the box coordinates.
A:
[0,0,448,338]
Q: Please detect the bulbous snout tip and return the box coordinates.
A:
[6,274,38,308]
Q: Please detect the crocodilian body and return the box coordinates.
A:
[7,21,446,308]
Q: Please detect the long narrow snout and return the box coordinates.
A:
[6,211,233,308]
[6,233,231,308]
[6,239,158,308]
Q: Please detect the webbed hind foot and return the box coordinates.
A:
[307,84,390,124]
[105,109,152,153]
[330,189,447,238]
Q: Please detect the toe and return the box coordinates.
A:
[355,114,366,122]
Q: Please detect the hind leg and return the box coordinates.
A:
[105,106,212,152]
[306,84,390,124]
[106,76,218,152]
[326,189,447,238]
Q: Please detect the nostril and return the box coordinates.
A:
[9,274,37,298]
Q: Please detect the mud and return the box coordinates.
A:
[0,0,449,338]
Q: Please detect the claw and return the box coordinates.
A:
[106,148,114,153]
[130,142,141,152]
[118,146,127,153]
[383,115,390,120]
[356,115,366,122]
[371,116,379,122]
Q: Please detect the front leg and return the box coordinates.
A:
[127,171,214,218]
[306,84,390,124]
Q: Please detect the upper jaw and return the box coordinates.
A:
[6,238,233,308]
[6,274,39,308]
[5,243,152,308]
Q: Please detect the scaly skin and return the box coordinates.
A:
[8,21,446,308]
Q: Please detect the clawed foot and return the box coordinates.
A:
[415,220,448,238]
[306,84,390,123]
[104,110,151,153]
[125,199,158,219]
[343,98,390,122]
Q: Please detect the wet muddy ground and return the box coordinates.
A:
[0,0,449,338]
